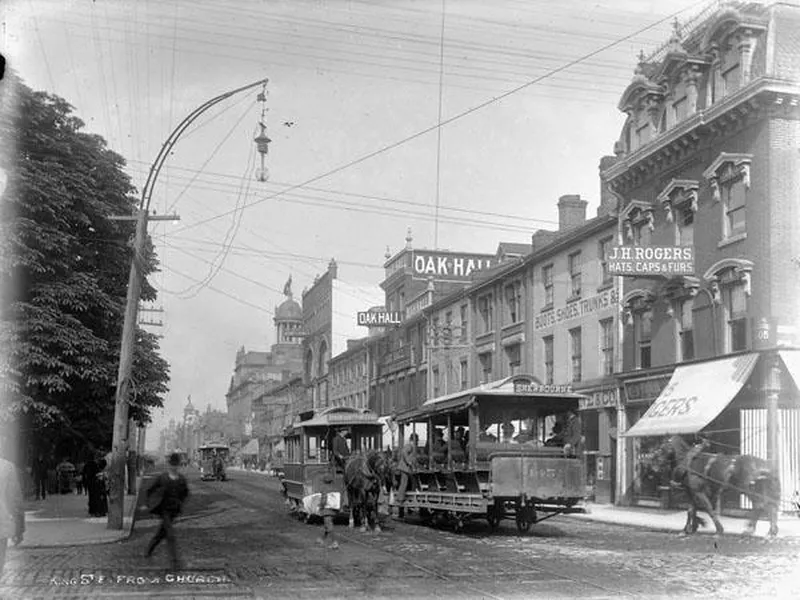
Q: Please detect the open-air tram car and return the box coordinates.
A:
[390,374,587,533]
[281,406,384,520]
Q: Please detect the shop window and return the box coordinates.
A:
[678,298,694,362]
[570,327,582,382]
[543,336,554,384]
[506,343,521,376]
[598,237,613,286]
[460,358,468,390]
[542,264,554,307]
[635,310,652,369]
[478,294,494,334]
[569,251,582,298]
[600,318,614,376]
[505,281,522,324]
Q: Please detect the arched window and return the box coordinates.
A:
[703,259,753,353]
[703,153,751,245]
[623,290,655,370]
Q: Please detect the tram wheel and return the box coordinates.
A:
[453,514,465,534]
[487,505,503,530]
[419,508,433,524]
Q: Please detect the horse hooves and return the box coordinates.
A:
[373,526,382,535]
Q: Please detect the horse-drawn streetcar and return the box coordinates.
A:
[281,406,385,523]
[390,374,587,533]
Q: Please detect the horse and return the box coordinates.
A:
[344,450,392,534]
[655,435,781,537]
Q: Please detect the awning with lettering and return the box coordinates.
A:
[622,353,759,437]
[779,350,800,390]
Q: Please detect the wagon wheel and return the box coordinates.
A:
[419,507,433,525]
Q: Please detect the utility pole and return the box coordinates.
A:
[107,77,270,530]
[107,210,179,529]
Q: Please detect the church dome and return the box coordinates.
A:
[276,297,302,321]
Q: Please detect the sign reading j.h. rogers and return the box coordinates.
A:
[534,288,619,331]
[411,251,493,281]
[607,246,694,276]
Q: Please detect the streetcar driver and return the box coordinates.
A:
[331,428,350,474]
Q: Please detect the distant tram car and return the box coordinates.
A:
[391,374,587,533]
[281,406,383,520]
[198,442,230,481]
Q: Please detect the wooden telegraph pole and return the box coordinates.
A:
[106,77,270,530]
[107,210,178,529]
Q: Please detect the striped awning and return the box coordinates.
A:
[623,353,759,437]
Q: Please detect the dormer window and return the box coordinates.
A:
[672,95,688,123]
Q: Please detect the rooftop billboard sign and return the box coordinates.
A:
[607,246,694,277]
[357,311,403,327]
[411,250,494,281]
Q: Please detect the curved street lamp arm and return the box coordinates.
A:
[139,77,269,212]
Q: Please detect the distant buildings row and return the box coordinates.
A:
[171,2,800,511]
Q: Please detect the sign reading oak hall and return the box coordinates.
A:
[357,311,403,327]
[411,250,494,281]
[607,246,694,276]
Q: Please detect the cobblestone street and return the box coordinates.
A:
[1,470,798,599]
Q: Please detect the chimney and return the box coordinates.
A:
[328,258,338,279]
[597,156,619,217]
[557,194,587,231]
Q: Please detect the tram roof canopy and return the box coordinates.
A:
[290,406,382,430]
[395,374,587,423]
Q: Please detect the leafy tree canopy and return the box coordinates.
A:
[0,74,169,458]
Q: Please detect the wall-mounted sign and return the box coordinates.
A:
[411,250,494,281]
[607,246,694,276]
[534,288,619,331]
[513,381,573,395]
[357,311,403,327]
[578,389,619,411]
[623,374,672,404]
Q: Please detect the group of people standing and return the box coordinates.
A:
[29,453,109,517]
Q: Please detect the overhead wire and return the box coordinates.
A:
[167,0,706,238]
[434,0,446,249]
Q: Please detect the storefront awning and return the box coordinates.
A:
[779,350,800,390]
[623,353,759,437]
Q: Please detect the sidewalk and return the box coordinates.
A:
[20,485,138,548]
[569,502,800,538]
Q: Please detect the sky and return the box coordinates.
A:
[1,0,713,450]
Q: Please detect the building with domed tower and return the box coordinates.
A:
[225,276,305,441]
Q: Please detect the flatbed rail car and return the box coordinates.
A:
[281,406,383,520]
[198,442,230,481]
[391,374,587,533]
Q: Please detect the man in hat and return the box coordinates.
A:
[395,432,418,510]
[145,452,189,570]
[562,410,584,457]
[331,428,350,474]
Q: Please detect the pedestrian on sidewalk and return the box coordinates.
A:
[145,452,189,570]
[0,451,25,574]
[32,454,47,501]
[83,458,100,516]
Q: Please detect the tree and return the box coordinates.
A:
[0,73,169,458]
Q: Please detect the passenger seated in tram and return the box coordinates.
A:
[447,432,466,464]
[562,410,584,457]
[477,423,497,443]
[544,421,565,447]
[431,429,448,465]
[501,422,515,443]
